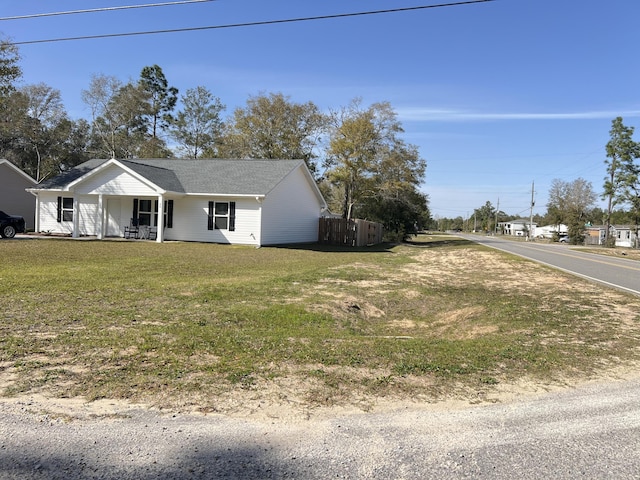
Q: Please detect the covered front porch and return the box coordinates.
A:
[30,159,179,243]
[33,193,171,243]
[93,194,174,243]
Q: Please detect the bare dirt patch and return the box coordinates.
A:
[204,244,640,419]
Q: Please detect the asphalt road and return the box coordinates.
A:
[1,375,640,479]
[457,233,640,296]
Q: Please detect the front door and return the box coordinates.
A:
[106,198,122,236]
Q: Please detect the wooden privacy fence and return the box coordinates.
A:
[318,217,384,247]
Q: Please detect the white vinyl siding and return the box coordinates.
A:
[261,166,322,245]
[74,165,157,196]
[38,193,69,234]
[37,194,97,236]
[163,197,261,245]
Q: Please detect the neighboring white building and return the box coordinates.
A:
[611,226,636,248]
[535,224,568,239]
[499,219,537,237]
[28,158,327,246]
[0,159,37,230]
[586,225,638,248]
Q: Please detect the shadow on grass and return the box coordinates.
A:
[269,242,396,253]
[271,237,475,253]
[402,238,476,248]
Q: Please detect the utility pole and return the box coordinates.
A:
[495,198,499,235]
[529,181,535,241]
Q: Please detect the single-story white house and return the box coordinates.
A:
[0,159,37,230]
[28,158,328,246]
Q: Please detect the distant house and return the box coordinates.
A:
[535,224,568,239]
[0,159,37,230]
[499,219,537,237]
[28,158,327,246]
[586,225,638,248]
[611,225,637,248]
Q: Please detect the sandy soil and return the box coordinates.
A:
[2,361,639,426]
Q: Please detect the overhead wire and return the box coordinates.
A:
[0,1,216,21]
[10,0,495,46]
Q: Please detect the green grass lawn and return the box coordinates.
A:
[1,235,639,412]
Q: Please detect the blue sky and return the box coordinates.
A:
[3,0,640,219]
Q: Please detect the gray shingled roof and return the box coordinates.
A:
[36,158,309,196]
[37,159,105,190]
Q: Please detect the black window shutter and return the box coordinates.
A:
[167,200,174,228]
[132,199,139,225]
[229,202,236,231]
[207,201,214,230]
[56,197,62,222]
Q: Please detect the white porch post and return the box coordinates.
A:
[72,196,80,238]
[156,194,164,243]
[255,196,263,247]
[97,194,104,239]
[34,194,40,233]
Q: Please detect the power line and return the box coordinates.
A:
[11,0,495,46]
[0,1,215,21]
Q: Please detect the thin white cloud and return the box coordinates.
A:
[397,108,640,122]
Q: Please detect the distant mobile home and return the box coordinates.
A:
[586,225,638,248]
[535,224,568,239]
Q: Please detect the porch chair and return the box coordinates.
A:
[124,218,139,239]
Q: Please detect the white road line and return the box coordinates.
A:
[467,237,640,297]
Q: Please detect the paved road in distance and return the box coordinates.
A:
[457,233,640,296]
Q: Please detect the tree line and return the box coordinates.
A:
[0,37,430,239]
[435,117,640,247]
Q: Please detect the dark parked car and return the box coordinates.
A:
[0,210,26,238]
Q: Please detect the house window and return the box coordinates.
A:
[208,201,236,231]
[133,198,173,228]
[215,202,229,229]
[57,196,73,222]
[138,200,153,226]
[153,200,174,228]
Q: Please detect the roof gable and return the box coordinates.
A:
[68,159,169,195]
[0,159,37,184]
